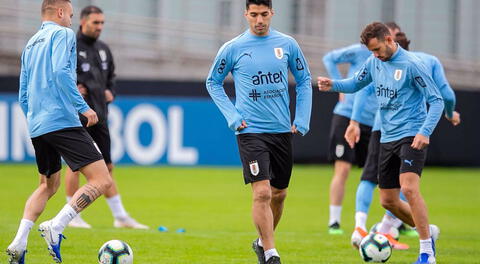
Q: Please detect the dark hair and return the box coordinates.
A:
[385,21,401,32]
[395,32,411,51]
[80,5,103,19]
[246,0,272,9]
[41,0,71,15]
[360,22,391,46]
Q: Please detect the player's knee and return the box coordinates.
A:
[380,196,397,211]
[400,186,418,200]
[253,187,272,203]
[271,189,287,203]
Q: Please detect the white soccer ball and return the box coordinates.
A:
[370,222,400,241]
[98,240,133,264]
[359,233,392,263]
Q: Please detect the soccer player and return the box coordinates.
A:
[206,1,312,263]
[64,5,148,230]
[323,22,401,235]
[318,22,443,264]
[6,1,112,263]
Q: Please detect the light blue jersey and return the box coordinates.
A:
[350,84,381,130]
[206,29,312,135]
[413,52,455,118]
[19,21,90,138]
[333,46,444,143]
[323,43,373,125]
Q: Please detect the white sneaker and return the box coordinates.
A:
[430,224,440,242]
[351,227,368,249]
[38,220,65,263]
[67,215,91,229]
[114,216,149,229]
[6,243,26,264]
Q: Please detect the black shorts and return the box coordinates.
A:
[360,131,381,184]
[237,133,293,190]
[31,127,104,177]
[378,136,428,189]
[84,121,112,164]
[328,114,371,167]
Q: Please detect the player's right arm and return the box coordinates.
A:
[18,51,28,116]
[51,28,91,116]
[323,45,358,102]
[206,42,244,131]
[318,58,373,93]
[431,57,459,124]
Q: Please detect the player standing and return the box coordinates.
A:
[206,1,312,263]
[318,22,443,264]
[64,5,148,230]
[6,1,112,263]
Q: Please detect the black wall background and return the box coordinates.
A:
[1,76,479,166]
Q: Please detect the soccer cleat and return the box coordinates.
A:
[328,222,344,235]
[266,256,281,264]
[413,253,436,264]
[398,223,419,237]
[351,227,368,249]
[67,214,91,229]
[6,245,26,264]
[38,221,66,263]
[382,233,409,250]
[114,216,149,229]
[252,239,266,264]
[430,224,440,243]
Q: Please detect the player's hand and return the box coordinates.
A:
[317,76,333,91]
[446,111,461,126]
[339,93,345,102]
[105,89,114,103]
[237,120,248,131]
[344,121,360,149]
[411,134,429,150]
[291,124,302,135]
[81,109,98,127]
[78,84,88,97]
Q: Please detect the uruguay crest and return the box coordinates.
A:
[249,160,260,176]
[274,48,284,59]
[394,69,403,81]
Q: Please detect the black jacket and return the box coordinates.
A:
[76,31,116,123]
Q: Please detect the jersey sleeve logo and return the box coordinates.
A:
[274,48,284,59]
[296,58,305,71]
[394,69,403,81]
[414,76,427,88]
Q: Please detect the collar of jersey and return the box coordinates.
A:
[246,28,272,39]
[41,21,60,29]
[389,43,403,62]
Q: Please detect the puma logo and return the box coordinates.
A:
[404,160,413,166]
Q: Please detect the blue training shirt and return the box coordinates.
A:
[333,45,444,143]
[413,52,456,118]
[19,21,90,138]
[206,29,312,135]
[323,43,373,125]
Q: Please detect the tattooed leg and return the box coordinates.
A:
[69,184,102,213]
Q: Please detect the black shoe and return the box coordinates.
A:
[266,256,281,264]
[252,239,265,264]
[328,222,344,235]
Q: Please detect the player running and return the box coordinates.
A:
[6,1,112,263]
[318,22,443,264]
[206,1,312,263]
[322,22,401,235]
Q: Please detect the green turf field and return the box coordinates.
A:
[0,164,479,263]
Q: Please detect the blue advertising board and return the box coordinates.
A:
[0,94,240,166]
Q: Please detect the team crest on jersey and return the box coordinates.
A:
[99,50,107,62]
[335,144,344,158]
[394,69,403,81]
[249,160,260,176]
[79,51,87,59]
[274,48,284,59]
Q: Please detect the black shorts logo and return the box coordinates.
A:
[249,160,260,176]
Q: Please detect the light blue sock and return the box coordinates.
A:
[355,180,376,213]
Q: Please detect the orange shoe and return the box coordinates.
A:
[351,227,368,249]
[381,233,409,250]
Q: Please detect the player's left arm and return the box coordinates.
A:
[431,57,456,119]
[289,38,312,136]
[18,51,28,116]
[105,46,116,103]
[411,63,444,149]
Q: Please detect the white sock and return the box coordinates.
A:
[355,211,368,230]
[264,248,280,261]
[10,219,34,248]
[419,239,434,255]
[66,196,81,218]
[51,204,77,233]
[392,217,403,229]
[257,238,263,248]
[378,214,394,234]
[329,205,342,226]
[106,195,128,219]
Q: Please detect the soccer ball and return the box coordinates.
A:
[359,233,392,262]
[98,240,133,264]
[370,222,400,241]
